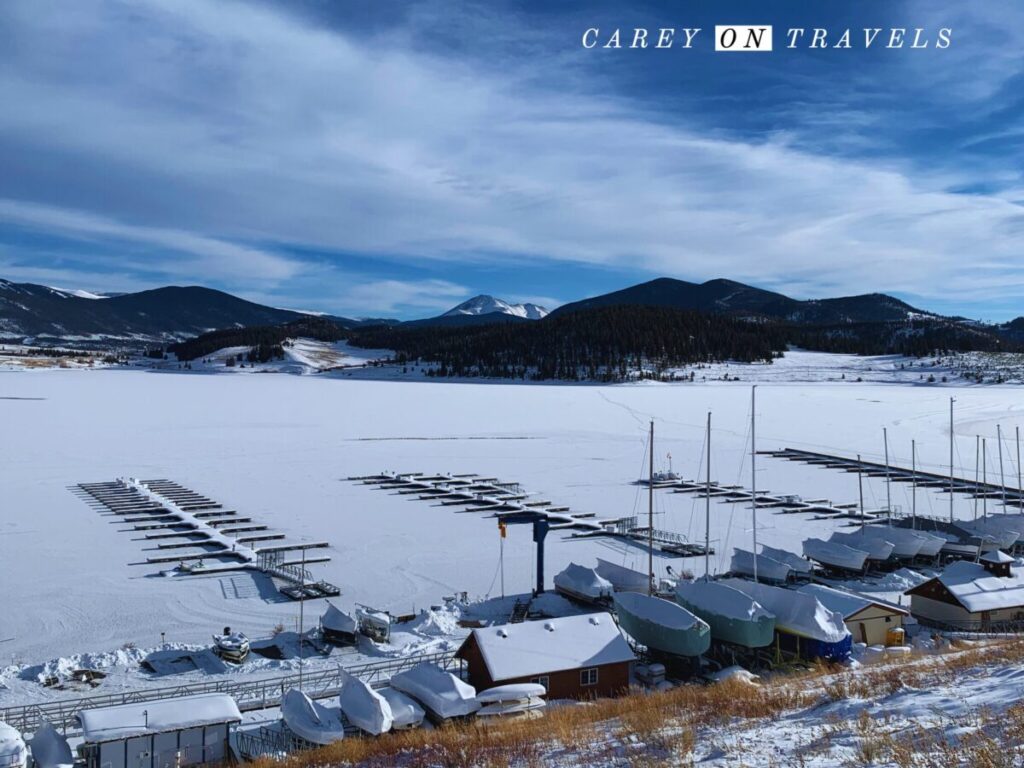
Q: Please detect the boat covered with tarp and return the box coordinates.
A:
[553,563,613,605]
[321,602,358,646]
[390,663,479,721]
[614,591,711,657]
[339,673,393,735]
[729,548,792,583]
[803,538,870,572]
[674,579,775,649]
[595,558,650,593]
[281,689,345,745]
[722,579,852,661]
[829,531,895,562]
[759,545,814,577]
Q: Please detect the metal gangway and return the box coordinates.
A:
[1,650,459,734]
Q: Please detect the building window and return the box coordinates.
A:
[885,616,891,623]
[530,676,550,690]
[580,667,599,686]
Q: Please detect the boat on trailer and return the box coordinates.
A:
[857,526,929,559]
[595,558,651,593]
[321,602,358,646]
[379,688,425,730]
[674,579,775,649]
[828,531,895,563]
[802,538,869,573]
[614,591,711,657]
[211,627,250,663]
[722,579,852,662]
[759,545,814,577]
[281,689,345,745]
[553,563,614,606]
[339,674,393,735]
[729,548,792,583]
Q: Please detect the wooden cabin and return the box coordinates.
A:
[905,551,1024,631]
[456,613,634,699]
[798,583,908,645]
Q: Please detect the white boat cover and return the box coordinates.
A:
[322,603,357,634]
[674,579,773,622]
[0,723,26,768]
[961,518,1022,550]
[477,698,546,717]
[722,579,849,643]
[281,689,345,746]
[857,526,927,559]
[476,683,546,704]
[803,538,869,571]
[379,688,425,730]
[730,548,792,582]
[356,606,391,631]
[79,693,241,742]
[390,663,480,719]
[829,531,895,561]
[553,563,613,600]
[339,674,393,735]
[760,545,814,575]
[595,558,650,592]
[27,723,72,768]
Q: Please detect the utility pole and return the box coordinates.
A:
[983,438,988,520]
[975,435,980,520]
[298,547,306,691]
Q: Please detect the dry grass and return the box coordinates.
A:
[251,638,1024,768]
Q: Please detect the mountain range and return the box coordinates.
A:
[0,276,1014,346]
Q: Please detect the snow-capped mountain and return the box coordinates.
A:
[442,295,549,320]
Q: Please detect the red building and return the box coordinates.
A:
[456,613,634,700]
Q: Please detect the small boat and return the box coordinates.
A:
[379,688,425,730]
[281,689,345,745]
[339,674,393,736]
[723,579,852,662]
[475,684,546,718]
[674,580,775,649]
[390,663,479,721]
[729,548,792,583]
[0,722,26,768]
[212,627,250,663]
[759,545,814,577]
[829,531,895,562]
[553,563,613,605]
[613,591,711,657]
[321,602,358,646]
[803,538,869,572]
[355,604,392,643]
[639,470,681,486]
[595,558,650,593]
[27,723,72,768]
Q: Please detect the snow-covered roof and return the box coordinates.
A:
[915,560,1024,613]
[465,613,634,680]
[78,694,241,742]
[981,550,1015,564]
[798,584,907,619]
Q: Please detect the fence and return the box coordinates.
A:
[1,650,458,734]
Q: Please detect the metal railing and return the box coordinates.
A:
[1,650,458,733]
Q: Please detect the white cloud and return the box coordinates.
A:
[338,279,469,316]
[1,0,1023,306]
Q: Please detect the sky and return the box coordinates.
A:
[1,0,1023,320]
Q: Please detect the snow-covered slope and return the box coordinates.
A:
[442,295,548,320]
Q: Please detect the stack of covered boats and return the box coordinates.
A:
[803,525,945,572]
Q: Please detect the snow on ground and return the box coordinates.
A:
[1,368,1023,706]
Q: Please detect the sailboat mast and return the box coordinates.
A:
[648,419,654,596]
[975,435,980,520]
[883,427,891,525]
[998,424,1007,513]
[858,454,865,529]
[949,397,955,523]
[911,440,917,529]
[751,386,758,584]
[983,438,988,519]
[705,411,711,579]
[1018,426,1022,501]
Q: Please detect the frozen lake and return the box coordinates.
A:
[1,367,1022,670]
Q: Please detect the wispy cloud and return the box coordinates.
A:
[0,0,1023,313]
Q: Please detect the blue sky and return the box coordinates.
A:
[1,0,1023,320]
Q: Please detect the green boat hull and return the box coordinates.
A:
[613,594,711,657]
[675,592,775,649]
